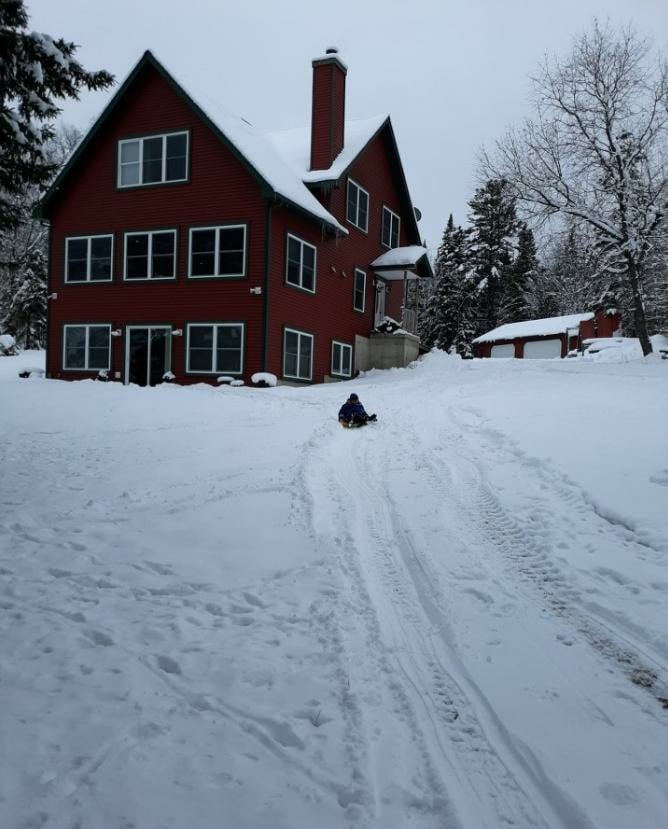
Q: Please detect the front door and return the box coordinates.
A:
[374,281,386,327]
[125,326,172,386]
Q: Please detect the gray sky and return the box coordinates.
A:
[29,0,668,251]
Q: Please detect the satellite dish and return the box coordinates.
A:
[414,206,422,222]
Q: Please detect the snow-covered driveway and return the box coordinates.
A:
[1,351,667,828]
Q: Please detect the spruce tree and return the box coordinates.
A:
[428,216,476,356]
[0,1,113,232]
[4,247,47,349]
[499,223,536,324]
[466,178,518,335]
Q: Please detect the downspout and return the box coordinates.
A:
[261,200,274,372]
[45,222,52,377]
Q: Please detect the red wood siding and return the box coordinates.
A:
[269,128,420,383]
[47,63,267,383]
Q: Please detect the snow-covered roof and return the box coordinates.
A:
[268,116,387,184]
[371,245,428,270]
[473,313,595,344]
[149,53,347,235]
[39,51,349,235]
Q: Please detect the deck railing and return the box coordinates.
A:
[401,308,418,335]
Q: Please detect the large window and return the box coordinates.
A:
[283,328,313,381]
[118,131,188,187]
[186,324,244,374]
[189,226,246,278]
[65,235,113,283]
[285,234,316,293]
[124,230,176,280]
[331,341,352,377]
[346,179,369,232]
[381,206,400,249]
[63,325,111,370]
[353,268,366,312]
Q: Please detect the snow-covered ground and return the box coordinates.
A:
[1,349,667,829]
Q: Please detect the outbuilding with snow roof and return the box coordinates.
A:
[473,310,621,359]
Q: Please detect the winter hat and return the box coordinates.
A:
[348,393,359,401]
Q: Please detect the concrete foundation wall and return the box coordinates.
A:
[366,332,420,370]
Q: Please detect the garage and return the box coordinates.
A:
[522,339,562,359]
[490,343,515,358]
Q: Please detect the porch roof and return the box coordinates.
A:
[370,245,430,280]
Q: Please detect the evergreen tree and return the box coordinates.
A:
[426,215,476,356]
[1,125,82,346]
[499,223,535,324]
[466,178,518,335]
[4,248,47,348]
[0,1,113,232]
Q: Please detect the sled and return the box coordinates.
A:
[339,415,378,429]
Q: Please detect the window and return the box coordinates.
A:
[63,325,111,370]
[65,235,113,283]
[283,328,313,380]
[118,131,188,187]
[285,234,316,292]
[189,226,246,278]
[346,179,369,232]
[381,206,400,249]
[331,341,352,377]
[124,230,176,280]
[186,324,244,374]
[353,268,366,312]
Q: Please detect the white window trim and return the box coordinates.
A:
[117,131,189,188]
[185,323,245,375]
[381,206,401,249]
[123,230,177,281]
[346,178,369,232]
[63,324,111,371]
[187,225,247,279]
[285,233,317,293]
[331,340,353,377]
[283,327,314,381]
[353,268,366,313]
[64,235,114,284]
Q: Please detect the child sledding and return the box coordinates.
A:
[338,393,377,428]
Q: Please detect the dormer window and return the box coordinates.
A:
[118,131,189,187]
[346,179,369,232]
[381,206,400,248]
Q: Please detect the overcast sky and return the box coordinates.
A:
[29,0,667,251]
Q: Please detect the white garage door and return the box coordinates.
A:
[523,339,562,359]
[490,343,515,358]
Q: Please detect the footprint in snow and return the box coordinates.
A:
[156,655,182,675]
[84,629,114,647]
[599,782,639,805]
[649,470,668,487]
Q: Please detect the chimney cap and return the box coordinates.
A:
[312,48,347,72]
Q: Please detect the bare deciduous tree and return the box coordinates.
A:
[484,22,668,354]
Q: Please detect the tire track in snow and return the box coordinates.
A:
[443,406,668,707]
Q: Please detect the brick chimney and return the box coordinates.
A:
[310,47,347,171]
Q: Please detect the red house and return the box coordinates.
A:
[37,49,431,386]
[472,309,621,359]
